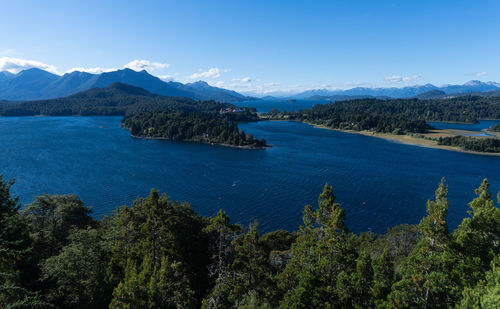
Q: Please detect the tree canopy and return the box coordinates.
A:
[0,175,499,308]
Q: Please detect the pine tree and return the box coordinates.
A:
[0,175,50,308]
[454,179,500,273]
[231,222,272,304]
[202,210,240,309]
[387,179,458,308]
[458,255,500,308]
[279,183,357,308]
[452,179,500,295]
[371,249,394,308]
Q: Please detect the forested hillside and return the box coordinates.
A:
[0,83,242,117]
[437,136,500,153]
[1,175,499,308]
[265,95,500,133]
[489,124,500,132]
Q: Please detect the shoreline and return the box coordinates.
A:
[306,123,500,156]
[129,134,271,150]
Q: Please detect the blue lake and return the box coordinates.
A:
[0,116,499,234]
[429,120,499,132]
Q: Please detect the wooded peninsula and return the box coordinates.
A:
[263,95,500,153]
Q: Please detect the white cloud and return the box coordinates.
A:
[0,57,59,74]
[158,75,175,82]
[187,67,222,79]
[66,67,117,74]
[402,75,422,82]
[66,59,170,75]
[0,49,16,56]
[384,75,402,83]
[465,71,486,77]
[123,59,169,72]
[385,74,422,84]
[343,81,373,88]
[232,77,251,83]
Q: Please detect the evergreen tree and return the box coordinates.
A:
[454,179,500,288]
[279,183,357,308]
[202,210,240,309]
[107,189,209,307]
[231,222,273,305]
[41,227,108,308]
[458,255,500,308]
[22,194,95,260]
[110,255,196,309]
[387,179,458,308]
[0,175,51,308]
[371,249,394,308]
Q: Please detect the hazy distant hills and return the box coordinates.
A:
[2,67,500,103]
[293,80,500,100]
[0,82,240,116]
[411,90,447,99]
[0,68,255,102]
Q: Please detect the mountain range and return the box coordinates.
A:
[0,68,255,102]
[289,80,500,100]
[2,67,500,103]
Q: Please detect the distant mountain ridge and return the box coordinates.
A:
[0,82,239,116]
[291,80,500,100]
[0,68,255,102]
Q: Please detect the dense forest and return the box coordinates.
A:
[122,111,267,148]
[489,124,500,132]
[1,174,499,308]
[265,95,500,134]
[437,136,500,153]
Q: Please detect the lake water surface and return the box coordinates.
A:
[1,116,499,233]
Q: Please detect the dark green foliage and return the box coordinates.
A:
[387,179,459,308]
[488,124,500,132]
[1,175,499,308]
[0,176,52,308]
[437,136,500,152]
[278,184,359,308]
[22,194,95,259]
[105,189,210,308]
[260,229,296,253]
[458,256,500,308]
[41,227,109,308]
[122,110,267,148]
[266,96,500,134]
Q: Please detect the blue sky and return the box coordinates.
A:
[1,0,499,94]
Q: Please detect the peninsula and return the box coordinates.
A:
[262,96,500,154]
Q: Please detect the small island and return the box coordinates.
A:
[122,110,269,149]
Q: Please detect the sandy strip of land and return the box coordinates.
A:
[309,124,500,156]
[486,130,500,138]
